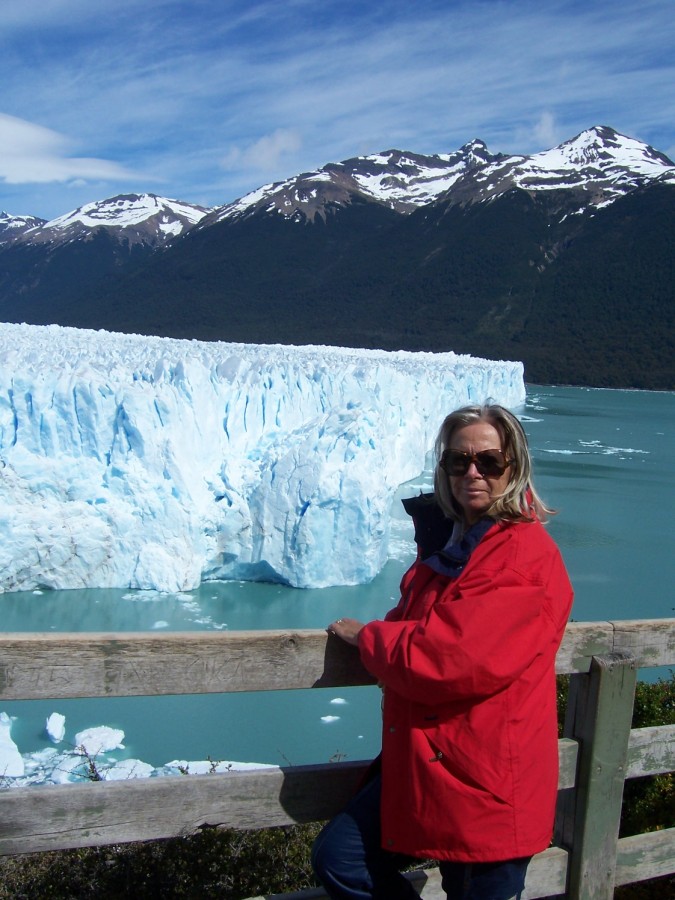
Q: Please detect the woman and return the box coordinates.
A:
[311,403,573,900]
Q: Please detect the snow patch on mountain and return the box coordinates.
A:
[0,211,47,245]
[480,126,675,198]
[209,126,674,225]
[45,193,209,231]
[210,140,505,223]
[5,194,213,249]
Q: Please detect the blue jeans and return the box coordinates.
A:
[311,774,530,899]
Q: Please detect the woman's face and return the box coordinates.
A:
[446,421,513,524]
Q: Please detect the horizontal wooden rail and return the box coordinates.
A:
[626,724,675,778]
[615,828,675,887]
[1,619,673,701]
[0,743,580,856]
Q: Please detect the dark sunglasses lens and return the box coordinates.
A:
[443,452,469,475]
[443,450,507,476]
[475,451,507,475]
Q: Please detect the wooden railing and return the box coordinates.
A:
[0,619,674,899]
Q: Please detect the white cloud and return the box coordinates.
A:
[532,113,561,151]
[221,128,303,174]
[0,113,142,185]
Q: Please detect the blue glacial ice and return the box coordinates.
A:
[0,323,525,592]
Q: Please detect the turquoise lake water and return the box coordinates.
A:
[2,385,674,771]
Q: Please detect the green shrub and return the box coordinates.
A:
[620,672,675,839]
[0,823,323,899]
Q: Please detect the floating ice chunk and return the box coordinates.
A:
[320,715,340,723]
[163,759,277,774]
[13,747,61,787]
[51,753,90,784]
[330,697,348,705]
[74,726,125,755]
[104,759,155,780]
[0,712,24,777]
[46,712,66,743]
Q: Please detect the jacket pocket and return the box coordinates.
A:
[423,730,514,806]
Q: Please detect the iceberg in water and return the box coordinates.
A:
[0,712,24,777]
[74,726,126,756]
[0,323,525,592]
[0,709,276,788]
[45,712,66,743]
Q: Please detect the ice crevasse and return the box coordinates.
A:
[0,323,525,592]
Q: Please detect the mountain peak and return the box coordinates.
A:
[210,140,509,225]
[9,193,214,250]
[552,125,674,168]
[428,124,675,208]
[46,193,211,232]
[0,211,47,246]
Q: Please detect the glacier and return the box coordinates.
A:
[0,323,525,593]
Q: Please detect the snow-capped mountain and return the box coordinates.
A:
[0,211,47,246]
[4,193,212,249]
[432,125,675,208]
[2,126,672,240]
[204,125,673,225]
[206,139,503,224]
[0,126,673,390]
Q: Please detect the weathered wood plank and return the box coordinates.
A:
[0,630,376,700]
[558,737,579,790]
[615,828,675,886]
[0,761,370,856]
[555,621,614,674]
[249,867,450,900]
[563,653,638,900]
[626,724,675,778]
[0,742,579,857]
[610,619,675,668]
[246,847,570,899]
[2,620,673,702]
[522,847,570,899]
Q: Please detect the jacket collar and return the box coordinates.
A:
[402,492,494,578]
[423,517,494,578]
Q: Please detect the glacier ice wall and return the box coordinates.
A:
[0,324,525,592]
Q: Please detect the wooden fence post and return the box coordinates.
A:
[560,652,637,900]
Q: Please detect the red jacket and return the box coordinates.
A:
[358,510,573,863]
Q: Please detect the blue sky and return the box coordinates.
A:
[1,0,673,220]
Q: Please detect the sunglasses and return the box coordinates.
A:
[440,448,513,478]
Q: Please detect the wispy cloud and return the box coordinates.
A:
[0,113,143,185]
[0,0,673,217]
[221,129,303,177]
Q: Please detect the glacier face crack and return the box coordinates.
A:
[0,323,525,592]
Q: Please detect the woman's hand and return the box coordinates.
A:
[327,617,365,647]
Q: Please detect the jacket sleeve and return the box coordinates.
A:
[358,543,571,706]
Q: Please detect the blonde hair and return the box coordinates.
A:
[433,403,554,524]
